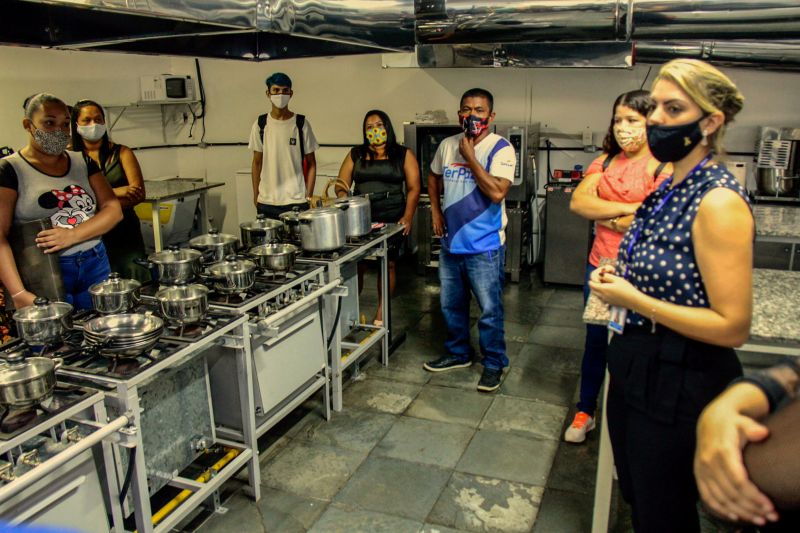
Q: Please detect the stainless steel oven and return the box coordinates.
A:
[404,122,540,282]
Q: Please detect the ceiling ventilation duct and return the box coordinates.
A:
[636,40,800,71]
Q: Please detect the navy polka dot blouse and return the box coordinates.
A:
[618,163,752,326]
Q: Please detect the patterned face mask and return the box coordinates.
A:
[32,128,70,155]
[366,127,388,146]
[613,124,647,152]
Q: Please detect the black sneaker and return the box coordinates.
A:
[423,355,472,372]
[477,368,503,392]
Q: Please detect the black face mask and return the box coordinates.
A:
[646,117,705,163]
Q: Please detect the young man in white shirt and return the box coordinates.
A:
[248,72,319,219]
[423,88,517,392]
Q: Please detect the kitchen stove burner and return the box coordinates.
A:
[0,382,97,441]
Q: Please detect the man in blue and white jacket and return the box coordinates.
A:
[423,88,517,392]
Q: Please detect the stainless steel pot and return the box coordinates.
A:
[12,297,73,347]
[155,284,209,325]
[756,168,800,197]
[335,196,372,237]
[89,273,141,314]
[0,347,62,408]
[145,247,203,284]
[240,215,283,248]
[205,255,257,294]
[248,243,299,272]
[189,229,239,263]
[279,209,302,241]
[298,207,346,252]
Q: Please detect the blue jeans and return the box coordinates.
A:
[59,241,111,310]
[439,246,507,371]
[577,262,610,416]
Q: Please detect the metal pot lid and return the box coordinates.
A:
[13,297,72,323]
[279,210,301,222]
[209,256,257,275]
[0,349,55,386]
[89,273,141,297]
[189,228,238,247]
[155,284,209,302]
[148,247,202,264]
[240,215,282,232]
[335,196,370,207]
[298,207,343,220]
[249,243,298,256]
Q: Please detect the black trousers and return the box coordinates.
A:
[606,325,742,533]
[256,201,308,220]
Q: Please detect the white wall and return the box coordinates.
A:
[3,45,800,231]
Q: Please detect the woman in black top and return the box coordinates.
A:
[71,99,149,281]
[336,109,421,325]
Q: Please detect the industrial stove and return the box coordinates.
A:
[0,360,130,533]
[45,310,255,533]
[297,224,405,411]
[202,262,339,455]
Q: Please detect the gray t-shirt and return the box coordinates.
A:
[0,151,102,255]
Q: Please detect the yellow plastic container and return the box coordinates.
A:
[134,202,173,225]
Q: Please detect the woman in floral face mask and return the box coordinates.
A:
[335,109,421,326]
[563,90,672,445]
[0,93,122,310]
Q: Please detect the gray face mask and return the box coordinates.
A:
[32,128,70,155]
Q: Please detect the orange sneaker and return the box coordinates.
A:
[564,411,595,443]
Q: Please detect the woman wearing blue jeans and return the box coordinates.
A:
[0,93,122,310]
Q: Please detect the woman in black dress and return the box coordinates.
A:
[336,110,421,325]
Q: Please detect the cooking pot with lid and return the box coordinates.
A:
[89,272,141,314]
[240,215,283,248]
[335,195,372,237]
[188,229,239,263]
[13,297,73,347]
[142,246,203,284]
[204,255,257,294]
[0,346,62,408]
[298,207,346,252]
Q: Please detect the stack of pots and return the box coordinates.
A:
[12,297,72,347]
[83,313,164,357]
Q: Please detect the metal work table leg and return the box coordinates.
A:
[198,192,211,234]
[237,324,261,501]
[591,369,614,533]
[118,386,156,533]
[380,242,390,366]
[151,200,163,252]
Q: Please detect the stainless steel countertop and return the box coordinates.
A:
[143,178,224,202]
[754,205,800,240]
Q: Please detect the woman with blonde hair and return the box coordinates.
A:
[589,59,753,531]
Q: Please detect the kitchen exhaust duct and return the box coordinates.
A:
[636,40,800,71]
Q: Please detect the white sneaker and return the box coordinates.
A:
[564,411,595,443]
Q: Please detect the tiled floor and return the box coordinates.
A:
[191,263,611,533]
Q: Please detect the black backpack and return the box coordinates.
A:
[257,113,306,163]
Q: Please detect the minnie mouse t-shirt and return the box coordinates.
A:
[0,151,102,255]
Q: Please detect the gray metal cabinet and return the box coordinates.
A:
[543,185,592,286]
[753,241,792,270]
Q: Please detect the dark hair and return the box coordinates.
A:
[265,72,292,89]
[70,99,112,173]
[601,90,654,156]
[24,93,67,120]
[460,88,494,112]
[355,109,405,167]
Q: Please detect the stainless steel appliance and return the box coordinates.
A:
[755,127,800,198]
[543,183,592,286]
[7,218,66,303]
[404,122,540,282]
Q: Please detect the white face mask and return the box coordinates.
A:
[270,94,291,109]
[77,123,107,142]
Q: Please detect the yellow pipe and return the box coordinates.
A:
[135,447,240,531]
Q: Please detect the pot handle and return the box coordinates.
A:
[51,357,63,371]
[299,219,312,225]
[336,203,350,212]
[133,258,153,269]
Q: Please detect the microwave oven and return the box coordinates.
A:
[403,122,540,203]
[139,75,196,103]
